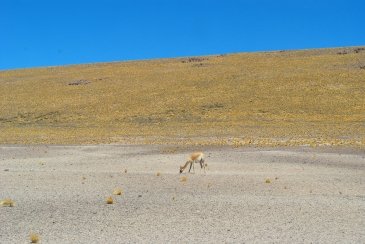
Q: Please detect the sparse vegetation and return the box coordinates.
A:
[180,176,187,182]
[112,188,123,195]
[265,178,271,184]
[0,198,15,207]
[0,47,364,147]
[106,196,114,204]
[156,172,161,176]
[30,233,40,243]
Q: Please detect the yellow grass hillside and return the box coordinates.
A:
[0,47,364,147]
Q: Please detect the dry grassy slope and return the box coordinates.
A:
[0,47,365,146]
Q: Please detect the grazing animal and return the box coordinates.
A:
[179,152,206,174]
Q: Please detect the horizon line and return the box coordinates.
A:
[1,44,364,72]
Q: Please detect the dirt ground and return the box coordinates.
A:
[0,145,364,243]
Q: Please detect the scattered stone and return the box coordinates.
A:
[68,79,91,86]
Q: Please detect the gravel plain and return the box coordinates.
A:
[0,145,364,243]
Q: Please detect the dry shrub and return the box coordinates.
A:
[106,196,114,204]
[161,147,179,154]
[124,169,127,173]
[180,176,187,182]
[30,233,40,243]
[265,178,271,184]
[0,198,15,207]
[113,188,123,195]
[156,172,161,176]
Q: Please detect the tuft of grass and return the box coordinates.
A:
[124,169,127,173]
[0,198,15,207]
[180,176,187,182]
[112,188,123,195]
[156,172,161,176]
[265,178,271,184]
[106,196,114,204]
[30,233,40,243]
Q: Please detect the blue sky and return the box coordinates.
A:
[1,0,364,70]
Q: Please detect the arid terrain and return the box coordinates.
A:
[0,145,364,243]
[1,47,364,147]
[1,47,365,243]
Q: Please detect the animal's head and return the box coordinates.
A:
[179,166,184,174]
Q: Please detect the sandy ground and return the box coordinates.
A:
[0,145,364,243]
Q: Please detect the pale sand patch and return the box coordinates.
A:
[0,145,364,243]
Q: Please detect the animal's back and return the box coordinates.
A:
[190,152,204,161]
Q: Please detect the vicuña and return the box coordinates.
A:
[179,152,206,174]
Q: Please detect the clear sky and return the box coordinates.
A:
[1,0,364,70]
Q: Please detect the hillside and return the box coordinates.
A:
[0,47,364,147]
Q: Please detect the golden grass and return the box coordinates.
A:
[106,196,114,204]
[30,233,40,243]
[180,176,187,182]
[112,188,123,195]
[265,178,271,184]
[0,47,364,147]
[0,198,15,207]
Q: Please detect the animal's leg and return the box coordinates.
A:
[188,161,193,173]
[201,159,206,174]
